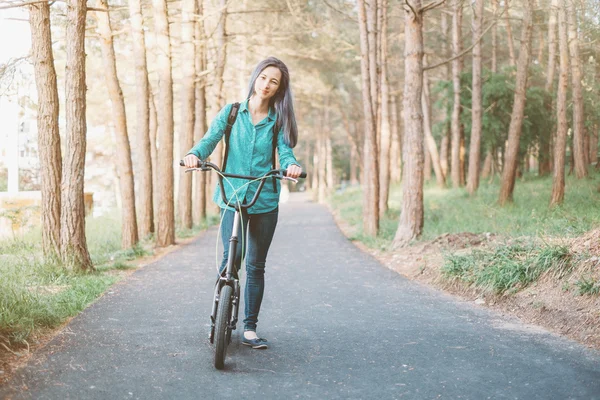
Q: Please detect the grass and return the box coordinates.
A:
[0,211,218,349]
[441,242,572,294]
[332,171,600,245]
[330,169,600,295]
[575,276,600,296]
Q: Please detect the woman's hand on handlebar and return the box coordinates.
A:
[183,154,201,168]
[285,164,303,179]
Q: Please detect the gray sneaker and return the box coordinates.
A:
[242,337,268,349]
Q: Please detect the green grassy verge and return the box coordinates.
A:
[441,241,572,294]
[331,170,600,295]
[0,212,218,349]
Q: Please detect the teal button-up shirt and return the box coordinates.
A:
[188,100,300,214]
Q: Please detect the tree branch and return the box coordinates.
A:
[404,0,417,18]
[0,0,55,10]
[228,8,287,15]
[424,17,500,71]
[421,0,446,13]
[322,0,357,23]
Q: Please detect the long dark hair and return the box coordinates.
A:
[247,57,298,148]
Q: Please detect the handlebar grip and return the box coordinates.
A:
[282,170,307,179]
[180,159,201,168]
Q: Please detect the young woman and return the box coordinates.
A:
[183,57,303,349]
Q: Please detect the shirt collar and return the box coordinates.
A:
[240,99,277,121]
[268,105,276,121]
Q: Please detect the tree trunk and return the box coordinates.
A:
[481,151,493,179]
[326,136,334,190]
[149,89,159,226]
[350,143,359,185]
[499,0,534,205]
[153,0,175,247]
[379,0,391,217]
[128,0,154,237]
[193,0,208,224]
[318,132,327,203]
[311,140,319,202]
[178,0,196,229]
[467,0,484,195]
[491,0,498,72]
[505,0,516,67]
[367,0,379,129]
[589,130,599,166]
[536,0,545,63]
[95,0,139,250]
[357,0,379,236]
[540,0,560,176]
[440,11,450,179]
[214,0,227,108]
[61,0,92,270]
[550,1,569,206]
[422,64,445,187]
[207,0,229,214]
[29,1,62,261]
[424,142,432,181]
[390,94,402,184]
[393,1,424,247]
[450,0,463,188]
[567,0,587,178]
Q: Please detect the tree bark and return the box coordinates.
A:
[207,0,229,214]
[129,0,154,237]
[390,94,402,184]
[540,0,560,176]
[153,0,175,247]
[61,0,92,270]
[29,1,62,261]
[193,0,208,224]
[481,151,493,179]
[326,136,334,190]
[590,130,599,166]
[498,0,534,205]
[424,141,432,181]
[357,0,379,236]
[467,0,484,195]
[95,0,139,250]
[505,0,516,67]
[422,63,445,187]
[214,0,228,109]
[450,0,463,188]
[378,0,391,218]
[550,0,569,206]
[149,89,159,226]
[567,0,587,178]
[311,140,319,202]
[491,0,498,72]
[178,0,196,229]
[393,0,424,247]
[440,11,450,179]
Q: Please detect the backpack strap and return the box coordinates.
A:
[271,126,278,193]
[221,102,240,172]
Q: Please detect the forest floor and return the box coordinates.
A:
[333,213,600,351]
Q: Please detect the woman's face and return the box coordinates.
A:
[253,66,282,101]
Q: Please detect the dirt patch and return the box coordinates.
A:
[332,211,600,351]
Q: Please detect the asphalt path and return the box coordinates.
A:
[1,193,600,400]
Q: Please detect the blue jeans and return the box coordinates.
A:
[219,207,278,332]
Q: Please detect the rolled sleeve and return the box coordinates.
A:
[277,130,300,170]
